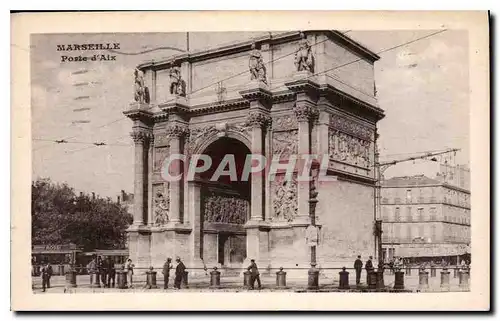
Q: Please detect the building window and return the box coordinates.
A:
[406,189,412,203]
[394,207,401,222]
[382,207,389,221]
[418,208,424,221]
[430,207,437,220]
[406,207,412,222]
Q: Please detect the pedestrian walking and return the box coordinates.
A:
[106,257,116,288]
[174,257,186,289]
[247,259,261,290]
[125,259,135,288]
[365,256,374,284]
[162,258,173,289]
[354,255,363,285]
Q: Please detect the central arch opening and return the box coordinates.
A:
[199,137,250,268]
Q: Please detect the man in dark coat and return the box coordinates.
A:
[106,257,116,288]
[162,258,172,289]
[174,257,186,289]
[41,262,53,292]
[97,256,106,287]
[247,259,261,290]
[354,255,363,285]
[365,256,374,285]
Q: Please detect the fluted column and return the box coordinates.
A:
[293,101,318,224]
[165,124,189,225]
[131,131,149,226]
[247,111,271,222]
[147,135,154,226]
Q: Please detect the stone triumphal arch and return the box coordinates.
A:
[124,31,385,275]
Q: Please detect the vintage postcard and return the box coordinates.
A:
[11,11,490,310]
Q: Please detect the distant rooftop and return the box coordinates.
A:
[382,175,442,187]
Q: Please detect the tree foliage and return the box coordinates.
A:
[32,178,133,251]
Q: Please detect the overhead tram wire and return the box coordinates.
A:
[37,30,445,156]
[34,31,350,150]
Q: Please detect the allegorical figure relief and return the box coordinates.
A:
[134,68,150,104]
[169,66,186,97]
[154,191,170,225]
[272,177,298,222]
[248,42,267,84]
[294,32,314,73]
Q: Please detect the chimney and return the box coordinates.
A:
[79,192,83,197]
[117,196,121,204]
[92,192,96,200]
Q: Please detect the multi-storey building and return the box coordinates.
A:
[381,164,470,264]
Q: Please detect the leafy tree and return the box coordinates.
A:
[32,178,133,251]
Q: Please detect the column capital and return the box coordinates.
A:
[247,110,272,128]
[130,130,153,144]
[165,123,189,138]
[293,102,319,122]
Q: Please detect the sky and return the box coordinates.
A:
[30,30,469,198]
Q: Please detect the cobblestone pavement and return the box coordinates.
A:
[32,271,469,294]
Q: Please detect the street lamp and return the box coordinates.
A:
[307,159,320,290]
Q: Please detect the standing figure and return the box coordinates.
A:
[247,259,261,290]
[125,258,135,288]
[87,256,97,285]
[354,255,363,285]
[169,67,186,97]
[134,68,150,103]
[365,256,374,285]
[96,256,106,287]
[174,257,186,289]
[248,42,267,84]
[162,257,173,289]
[294,32,314,73]
[40,262,53,292]
[106,257,116,288]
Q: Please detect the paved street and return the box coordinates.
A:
[32,270,469,294]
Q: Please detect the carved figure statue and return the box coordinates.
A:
[273,178,298,222]
[294,32,314,73]
[169,66,186,97]
[248,42,267,84]
[134,68,150,103]
[154,191,170,225]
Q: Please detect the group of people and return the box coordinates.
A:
[39,262,54,292]
[162,257,186,289]
[353,255,375,286]
[86,255,118,288]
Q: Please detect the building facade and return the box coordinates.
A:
[124,31,385,274]
[381,165,471,263]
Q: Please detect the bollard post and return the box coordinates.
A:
[430,266,436,278]
[210,267,221,289]
[338,267,350,290]
[65,267,77,288]
[182,271,189,288]
[418,269,429,291]
[453,266,459,278]
[406,265,411,276]
[307,265,320,290]
[90,270,101,288]
[459,270,470,290]
[116,268,127,289]
[440,268,450,291]
[146,267,158,289]
[394,269,405,290]
[276,267,287,288]
[243,271,251,287]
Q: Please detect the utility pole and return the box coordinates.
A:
[374,148,460,266]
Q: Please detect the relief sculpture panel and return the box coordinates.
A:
[328,130,371,168]
[271,174,298,222]
[154,146,170,172]
[153,183,169,225]
[204,192,249,224]
[272,130,298,160]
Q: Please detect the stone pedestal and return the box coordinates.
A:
[210,267,221,289]
[307,265,320,290]
[419,270,429,290]
[440,268,450,291]
[394,271,405,290]
[338,267,350,290]
[276,268,287,288]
